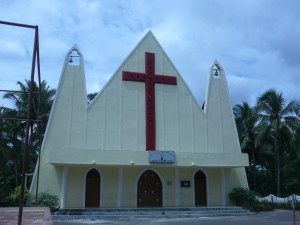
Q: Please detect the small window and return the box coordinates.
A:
[68,50,80,66]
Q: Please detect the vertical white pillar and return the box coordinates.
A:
[221,168,226,206]
[175,168,180,207]
[61,166,68,208]
[118,168,123,208]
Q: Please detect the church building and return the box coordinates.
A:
[30,31,249,208]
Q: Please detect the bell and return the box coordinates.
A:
[69,56,73,63]
[214,69,219,76]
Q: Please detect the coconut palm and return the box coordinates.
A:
[0,106,25,187]
[234,102,260,190]
[3,80,55,130]
[257,89,300,197]
[1,80,55,187]
[3,80,55,148]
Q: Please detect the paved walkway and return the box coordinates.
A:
[0,207,53,225]
[53,210,299,225]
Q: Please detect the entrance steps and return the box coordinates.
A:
[52,207,252,220]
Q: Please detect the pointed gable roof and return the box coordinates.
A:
[84,31,205,152]
[44,31,248,167]
[89,31,201,111]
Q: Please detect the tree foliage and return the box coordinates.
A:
[0,80,55,206]
[0,80,98,206]
[87,92,98,104]
[5,186,30,207]
[32,191,59,213]
[235,89,300,197]
[229,187,257,210]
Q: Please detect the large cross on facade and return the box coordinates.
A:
[122,52,177,151]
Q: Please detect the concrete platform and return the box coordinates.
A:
[0,207,53,225]
[53,210,299,225]
[53,206,251,220]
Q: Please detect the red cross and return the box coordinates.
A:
[122,52,177,151]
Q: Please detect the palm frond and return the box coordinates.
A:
[281,100,300,116]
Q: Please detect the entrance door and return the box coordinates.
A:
[137,170,162,207]
[85,169,100,207]
[194,170,207,206]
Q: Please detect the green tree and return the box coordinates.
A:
[0,107,25,186]
[87,92,98,104]
[0,80,55,206]
[281,122,300,195]
[3,80,55,165]
[257,89,300,197]
[3,80,55,134]
[234,102,260,190]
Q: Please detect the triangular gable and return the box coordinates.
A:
[85,31,206,152]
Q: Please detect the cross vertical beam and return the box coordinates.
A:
[145,53,156,151]
[122,52,177,151]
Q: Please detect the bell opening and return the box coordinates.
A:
[69,50,80,66]
[213,65,220,78]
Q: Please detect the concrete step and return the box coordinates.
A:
[52,212,253,220]
[52,207,252,220]
[54,211,249,217]
[55,209,249,215]
[57,206,244,212]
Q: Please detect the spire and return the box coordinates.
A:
[205,60,241,153]
[45,45,87,149]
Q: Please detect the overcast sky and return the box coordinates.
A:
[1,0,299,109]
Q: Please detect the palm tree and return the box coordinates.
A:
[4,80,55,129]
[257,89,300,197]
[0,112,8,173]
[3,80,55,147]
[234,102,260,190]
[1,80,55,186]
[0,107,25,187]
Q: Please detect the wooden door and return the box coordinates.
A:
[137,170,162,207]
[85,169,100,207]
[194,170,207,206]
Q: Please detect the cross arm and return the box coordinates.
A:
[154,74,177,85]
[122,71,147,82]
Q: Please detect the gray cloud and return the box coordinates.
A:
[0,0,299,109]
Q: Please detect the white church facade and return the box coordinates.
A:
[30,32,249,208]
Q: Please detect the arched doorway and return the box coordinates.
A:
[194,170,207,206]
[85,168,100,207]
[137,169,162,207]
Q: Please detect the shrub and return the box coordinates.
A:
[31,191,59,213]
[296,202,300,210]
[275,201,300,210]
[253,200,274,211]
[229,187,257,210]
[6,186,31,207]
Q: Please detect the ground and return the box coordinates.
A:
[0,207,52,225]
[54,210,299,225]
